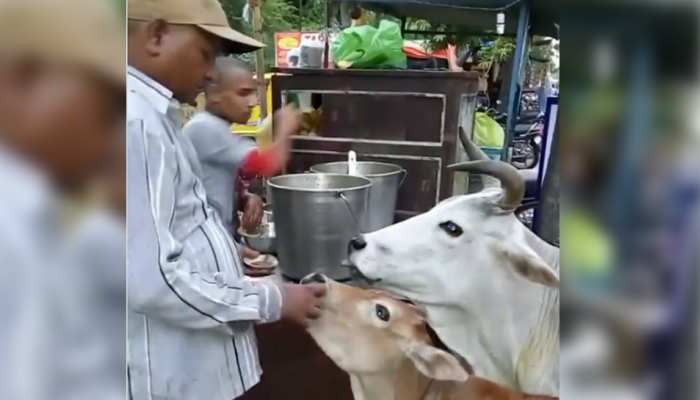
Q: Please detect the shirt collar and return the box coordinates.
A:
[127,66,176,115]
[199,110,231,128]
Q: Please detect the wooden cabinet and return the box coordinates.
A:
[272,68,480,221]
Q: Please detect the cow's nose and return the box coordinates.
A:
[300,272,326,284]
[350,235,367,251]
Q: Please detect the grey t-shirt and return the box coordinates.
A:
[182,112,257,234]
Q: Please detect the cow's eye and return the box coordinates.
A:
[439,220,463,237]
[375,304,391,322]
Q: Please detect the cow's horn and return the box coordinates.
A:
[457,127,499,189]
[448,160,525,211]
[458,126,490,161]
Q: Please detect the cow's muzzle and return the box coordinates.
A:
[340,259,381,285]
[349,235,367,250]
[343,235,381,285]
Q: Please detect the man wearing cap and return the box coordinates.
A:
[0,1,125,399]
[127,1,326,399]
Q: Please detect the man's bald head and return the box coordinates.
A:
[205,57,253,95]
[204,57,257,124]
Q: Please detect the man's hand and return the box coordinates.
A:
[280,283,326,327]
[273,104,302,139]
[240,245,260,259]
[241,193,264,232]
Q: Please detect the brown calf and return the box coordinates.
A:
[303,273,557,400]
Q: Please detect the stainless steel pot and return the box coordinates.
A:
[267,173,371,280]
[310,161,406,231]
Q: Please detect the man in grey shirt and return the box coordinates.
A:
[183,108,257,237]
[183,58,295,241]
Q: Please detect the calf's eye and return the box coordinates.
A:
[375,304,391,322]
[439,220,463,237]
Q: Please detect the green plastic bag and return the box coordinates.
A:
[332,20,407,69]
[473,112,505,148]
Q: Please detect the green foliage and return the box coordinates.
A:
[529,36,555,63]
[219,0,255,65]
[481,37,516,64]
[402,19,516,76]
[220,0,249,31]
[299,0,326,31]
[478,37,515,73]
[219,0,326,68]
[403,18,503,51]
[259,0,296,66]
[527,36,559,86]
[262,0,297,31]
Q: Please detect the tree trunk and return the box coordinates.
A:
[250,2,267,118]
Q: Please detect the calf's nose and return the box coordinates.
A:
[349,235,367,251]
[300,272,326,284]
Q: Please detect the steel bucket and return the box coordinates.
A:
[267,174,371,281]
[310,161,407,231]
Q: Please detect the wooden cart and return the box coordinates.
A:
[272,67,480,221]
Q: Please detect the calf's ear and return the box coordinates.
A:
[493,242,560,288]
[399,340,470,382]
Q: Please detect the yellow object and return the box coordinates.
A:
[300,108,322,136]
[474,112,505,148]
[336,60,353,69]
[561,208,613,275]
[232,73,274,147]
[278,36,300,49]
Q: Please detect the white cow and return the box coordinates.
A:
[347,135,560,396]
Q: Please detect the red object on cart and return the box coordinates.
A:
[403,40,449,59]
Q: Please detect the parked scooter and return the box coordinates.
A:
[510,114,544,170]
[474,100,543,171]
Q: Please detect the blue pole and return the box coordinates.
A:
[605,37,652,254]
[502,1,530,161]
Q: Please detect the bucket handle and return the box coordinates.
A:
[336,191,361,235]
[398,168,408,187]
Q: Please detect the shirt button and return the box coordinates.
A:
[214,272,227,288]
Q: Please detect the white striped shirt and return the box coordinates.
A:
[126,66,283,400]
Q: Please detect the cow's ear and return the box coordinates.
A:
[494,242,560,288]
[399,340,470,382]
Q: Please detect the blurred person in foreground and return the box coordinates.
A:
[183,58,296,258]
[127,1,325,399]
[58,124,126,400]
[0,0,125,399]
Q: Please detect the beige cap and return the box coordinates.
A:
[0,0,125,86]
[128,0,264,53]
